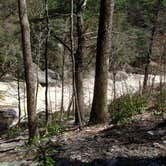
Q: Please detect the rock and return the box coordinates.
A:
[109,71,128,82]
[1,74,16,81]
[50,136,58,143]
[0,109,17,130]
[32,63,56,86]
[37,111,53,124]
[124,64,134,73]
[147,131,154,135]
[0,161,37,166]
[47,69,60,80]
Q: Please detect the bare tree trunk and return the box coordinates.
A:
[113,71,116,100]
[70,0,83,128]
[60,44,65,121]
[89,0,114,124]
[44,0,49,124]
[35,14,43,112]
[142,0,161,93]
[23,82,27,117]
[18,0,38,141]
[163,40,166,82]
[74,0,87,124]
[60,20,68,121]
[17,66,21,127]
[67,93,74,118]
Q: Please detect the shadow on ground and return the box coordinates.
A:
[53,157,166,166]
[99,120,166,145]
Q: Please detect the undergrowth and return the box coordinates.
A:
[6,127,20,138]
[109,94,147,125]
[151,89,166,118]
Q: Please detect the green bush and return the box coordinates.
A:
[155,90,166,112]
[26,137,58,166]
[47,122,64,137]
[109,94,147,125]
[7,127,20,138]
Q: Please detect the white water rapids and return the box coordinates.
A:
[0,73,164,118]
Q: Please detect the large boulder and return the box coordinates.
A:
[0,109,17,131]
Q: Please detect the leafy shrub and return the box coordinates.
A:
[154,90,166,112]
[150,90,166,118]
[109,94,147,125]
[7,127,20,138]
[46,122,64,137]
[26,137,58,166]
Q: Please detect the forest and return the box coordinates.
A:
[0,0,166,165]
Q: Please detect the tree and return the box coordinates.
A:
[70,0,83,127]
[44,0,49,124]
[142,0,162,93]
[89,0,114,124]
[18,0,38,141]
[74,0,87,124]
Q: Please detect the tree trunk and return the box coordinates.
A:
[74,0,87,124]
[17,66,21,127]
[60,44,65,121]
[70,0,83,128]
[89,0,114,124]
[142,0,161,93]
[18,0,38,141]
[44,0,49,125]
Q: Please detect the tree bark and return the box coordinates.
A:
[142,0,161,93]
[74,0,87,124]
[18,0,38,141]
[70,0,83,128]
[44,0,49,125]
[89,0,114,124]
[17,66,21,127]
[60,44,65,121]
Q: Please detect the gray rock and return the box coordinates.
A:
[1,74,16,81]
[109,71,128,82]
[37,111,53,124]
[47,69,60,80]
[32,63,56,86]
[0,109,17,130]
[0,161,37,166]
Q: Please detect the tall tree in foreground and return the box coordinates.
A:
[70,0,83,127]
[18,0,38,141]
[74,0,87,124]
[89,0,114,124]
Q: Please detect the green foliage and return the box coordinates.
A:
[26,137,58,166]
[82,0,100,33]
[154,89,166,113]
[47,122,64,137]
[85,0,100,19]
[63,114,74,121]
[115,0,129,11]
[38,156,55,166]
[110,94,147,125]
[6,127,20,139]
[38,120,64,137]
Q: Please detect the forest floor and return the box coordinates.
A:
[56,113,166,163]
[0,112,166,165]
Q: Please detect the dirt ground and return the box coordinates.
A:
[0,112,166,166]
